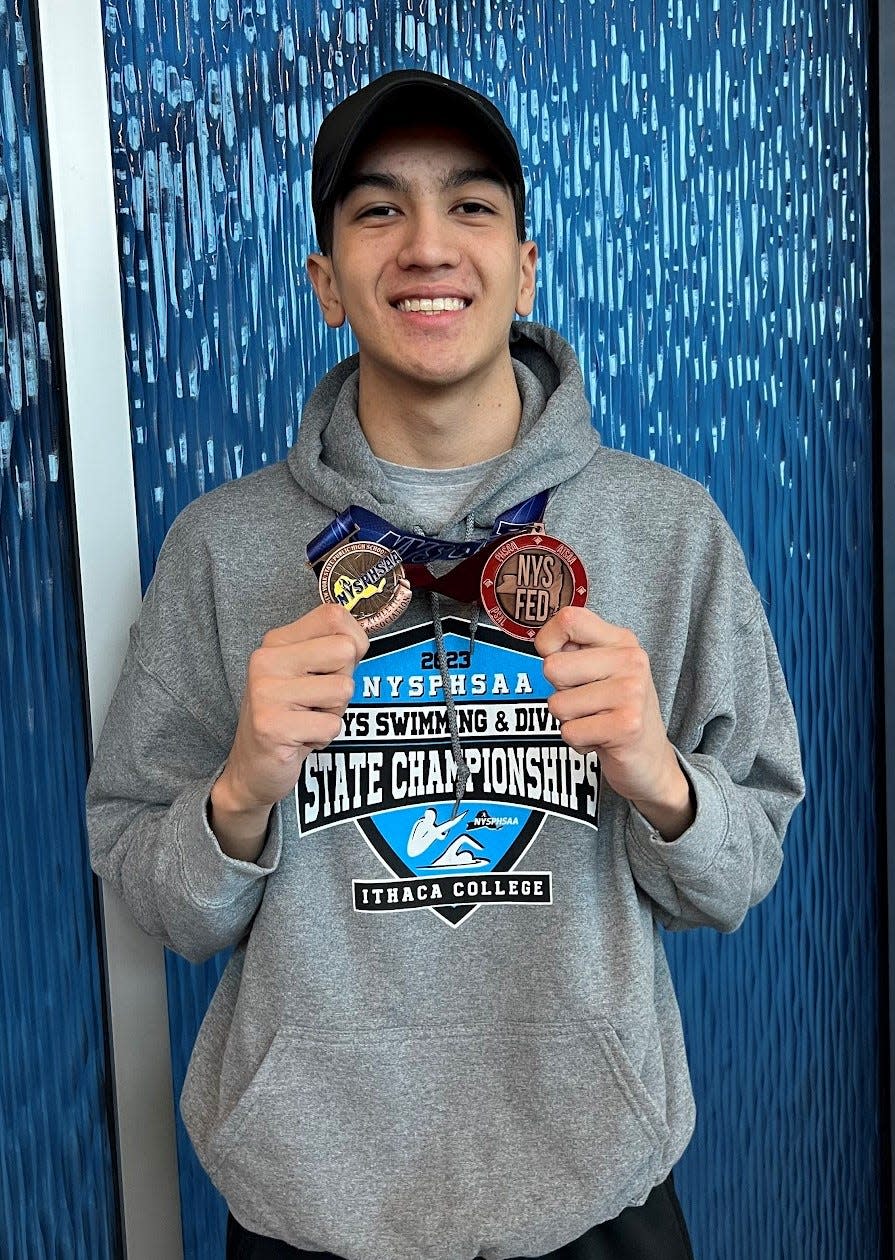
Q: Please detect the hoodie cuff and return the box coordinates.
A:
[173,769,284,908]
[625,751,731,880]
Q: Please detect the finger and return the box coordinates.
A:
[542,645,641,690]
[248,707,347,754]
[556,713,616,755]
[534,606,637,656]
[556,708,645,755]
[548,678,630,723]
[283,710,347,752]
[263,603,369,660]
[254,673,355,714]
[253,633,363,679]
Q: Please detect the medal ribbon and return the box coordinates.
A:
[307,493,549,603]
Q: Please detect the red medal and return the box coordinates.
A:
[319,541,412,632]
[479,529,588,639]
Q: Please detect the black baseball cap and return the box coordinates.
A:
[311,69,526,253]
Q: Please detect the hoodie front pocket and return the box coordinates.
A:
[206,1020,671,1260]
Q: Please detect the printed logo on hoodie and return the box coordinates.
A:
[294,617,600,927]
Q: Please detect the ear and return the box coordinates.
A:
[307,253,346,328]
[515,240,538,317]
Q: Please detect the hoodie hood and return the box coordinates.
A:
[287,321,602,535]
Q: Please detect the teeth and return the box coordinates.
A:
[396,297,468,313]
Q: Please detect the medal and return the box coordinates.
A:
[479,529,588,639]
[308,495,579,636]
[318,540,412,631]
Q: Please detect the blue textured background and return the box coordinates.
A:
[100,1,878,1257]
[0,1,120,1255]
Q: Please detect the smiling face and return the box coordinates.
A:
[307,124,537,404]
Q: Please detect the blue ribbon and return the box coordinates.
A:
[307,492,549,570]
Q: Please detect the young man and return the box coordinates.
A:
[88,70,804,1260]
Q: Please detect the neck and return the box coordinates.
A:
[357,358,522,469]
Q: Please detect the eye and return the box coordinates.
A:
[356,203,401,220]
[454,200,495,216]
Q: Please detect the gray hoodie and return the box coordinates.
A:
[87,322,804,1260]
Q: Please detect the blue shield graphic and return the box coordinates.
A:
[297,616,599,926]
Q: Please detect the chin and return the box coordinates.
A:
[403,345,490,381]
[403,364,477,390]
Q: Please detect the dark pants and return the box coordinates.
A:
[225,1174,695,1260]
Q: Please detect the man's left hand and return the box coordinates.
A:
[535,607,695,841]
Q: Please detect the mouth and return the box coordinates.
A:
[392,296,471,315]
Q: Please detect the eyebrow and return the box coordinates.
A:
[338,165,509,202]
[443,166,509,192]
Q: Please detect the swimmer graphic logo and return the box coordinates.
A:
[295,617,600,926]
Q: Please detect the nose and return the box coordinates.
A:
[395,207,462,271]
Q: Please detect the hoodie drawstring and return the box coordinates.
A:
[427,513,481,810]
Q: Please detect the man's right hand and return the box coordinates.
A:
[209,603,369,861]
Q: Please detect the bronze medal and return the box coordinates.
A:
[319,540,412,632]
[479,530,588,639]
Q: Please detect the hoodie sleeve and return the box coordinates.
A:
[86,512,282,965]
[624,591,804,934]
